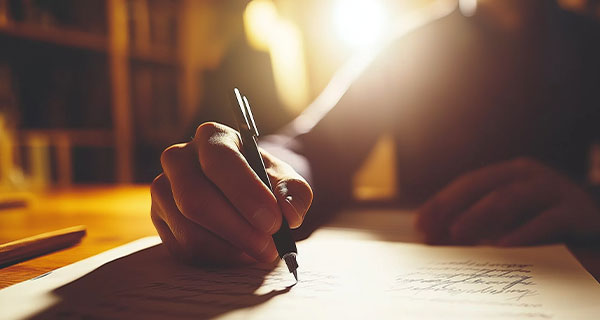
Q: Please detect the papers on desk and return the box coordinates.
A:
[1,229,599,320]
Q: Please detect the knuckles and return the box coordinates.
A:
[161,121,235,171]
[194,122,222,141]
[194,122,243,174]
[150,173,168,200]
[160,143,188,169]
[194,122,237,146]
[200,142,241,175]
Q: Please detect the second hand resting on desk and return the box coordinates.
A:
[230,88,299,281]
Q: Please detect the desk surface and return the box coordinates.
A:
[1,186,599,289]
[0,186,156,288]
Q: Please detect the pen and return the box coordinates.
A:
[0,225,86,267]
[230,88,299,281]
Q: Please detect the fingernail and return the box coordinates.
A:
[252,207,276,233]
[285,195,302,220]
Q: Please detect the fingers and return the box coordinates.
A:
[151,208,187,259]
[156,147,278,263]
[154,121,313,264]
[150,174,255,264]
[417,158,542,243]
[497,206,565,246]
[448,177,557,244]
[194,123,282,234]
[263,150,313,229]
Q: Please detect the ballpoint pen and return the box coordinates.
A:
[229,87,299,281]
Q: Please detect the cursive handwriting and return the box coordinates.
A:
[392,260,539,302]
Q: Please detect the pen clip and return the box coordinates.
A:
[231,88,259,137]
[242,95,259,137]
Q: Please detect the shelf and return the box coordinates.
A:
[0,21,178,66]
[20,129,114,147]
[0,21,108,52]
[0,0,208,184]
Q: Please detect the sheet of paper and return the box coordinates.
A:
[1,229,599,320]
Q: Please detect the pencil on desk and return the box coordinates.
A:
[0,225,86,267]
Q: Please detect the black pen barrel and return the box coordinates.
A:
[240,131,298,258]
[241,132,272,190]
[272,219,297,257]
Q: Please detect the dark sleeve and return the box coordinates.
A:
[293,61,399,203]
[584,23,600,191]
[260,41,417,235]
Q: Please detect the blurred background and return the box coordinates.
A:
[0,0,599,195]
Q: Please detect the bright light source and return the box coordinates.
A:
[459,0,477,17]
[243,0,279,51]
[333,0,388,48]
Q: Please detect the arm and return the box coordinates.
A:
[149,44,403,263]
[260,47,409,236]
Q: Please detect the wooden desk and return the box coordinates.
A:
[2,187,599,289]
[0,186,156,288]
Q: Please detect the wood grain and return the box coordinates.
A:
[0,186,156,289]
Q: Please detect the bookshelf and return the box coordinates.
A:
[0,20,107,52]
[0,0,208,185]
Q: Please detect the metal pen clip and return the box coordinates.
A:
[233,88,259,137]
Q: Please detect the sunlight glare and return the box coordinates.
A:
[333,0,388,48]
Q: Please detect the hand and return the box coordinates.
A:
[416,158,600,246]
[151,122,313,265]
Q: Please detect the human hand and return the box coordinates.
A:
[416,158,600,246]
[151,122,313,265]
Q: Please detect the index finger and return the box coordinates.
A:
[194,122,283,235]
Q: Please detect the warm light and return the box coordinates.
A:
[243,0,278,51]
[268,20,310,113]
[353,134,397,201]
[243,0,310,113]
[333,0,388,48]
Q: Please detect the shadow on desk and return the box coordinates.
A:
[29,244,290,320]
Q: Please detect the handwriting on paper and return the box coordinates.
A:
[118,265,338,303]
[4,235,600,320]
[392,260,539,302]
[84,264,339,319]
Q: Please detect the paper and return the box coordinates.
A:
[1,229,599,319]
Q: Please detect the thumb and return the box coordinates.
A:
[261,150,313,229]
[274,178,313,229]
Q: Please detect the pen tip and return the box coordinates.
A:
[282,252,299,282]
